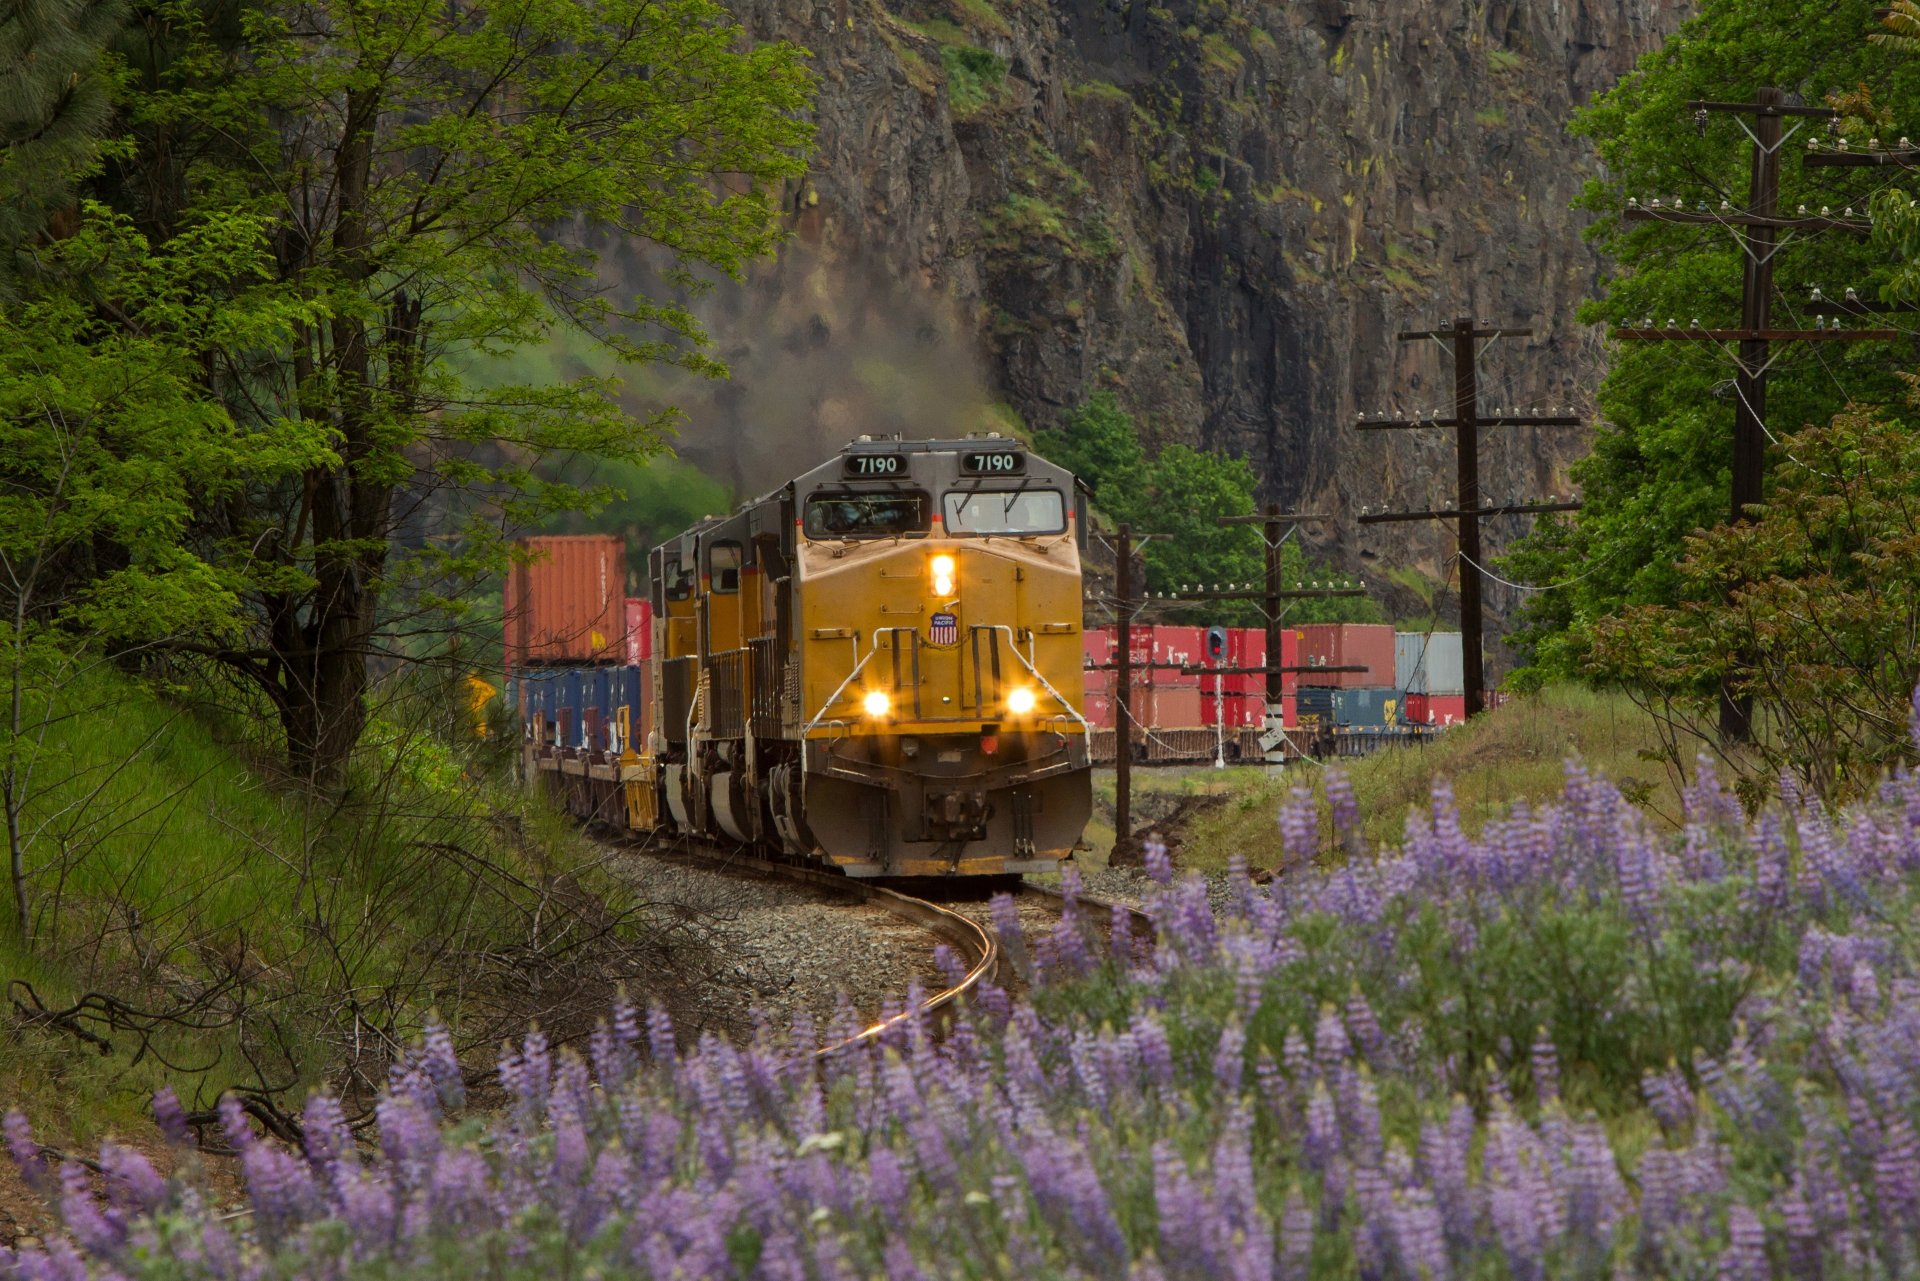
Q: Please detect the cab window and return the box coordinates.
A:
[709,540,743,592]
[803,492,931,538]
[943,488,1066,536]
[664,559,695,601]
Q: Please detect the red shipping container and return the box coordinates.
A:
[506,535,626,666]
[1151,626,1202,687]
[1082,691,1115,730]
[1405,693,1469,726]
[1140,683,1204,729]
[1296,623,1395,688]
[1083,628,1113,668]
[624,598,654,665]
[1202,692,1267,728]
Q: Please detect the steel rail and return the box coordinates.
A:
[620,835,1001,1060]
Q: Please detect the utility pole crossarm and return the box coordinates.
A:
[1358,501,1581,524]
[1215,512,1331,526]
[1804,148,1920,167]
[1687,98,1836,118]
[1397,328,1533,340]
[1623,208,1872,234]
[1358,414,1582,430]
[1178,664,1368,677]
[1161,588,1366,602]
[1612,327,1899,341]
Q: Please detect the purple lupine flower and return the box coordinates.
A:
[646,1004,678,1071]
[1110,901,1140,969]
[1874,1115,1920,1225]
[335,1167,397,1256]
[217,1094,255,1154]
[1132,1011,1174,1089]
[150,1088,191,1149]
[1642,1065,1695,1131]
[1345,988,1385,1065]
[1390,1185,1449,1281]
[1325,768,1359,844]
[1313,1002,1352,1076]
[242,1140,320,1234]
[1778,1181,1821,1276]
[1719,1202,1768,1281]
[1143,834,1173,883]
[5,1111,49,1189]
[1530,1030,1559,1106]
[58,1160,124,1256]
[1278,783,1318,863]
[1279,1187,1314,1281]
[302,1092,354,1177]
[421,1019,466,1109]
[426,1146,494,1229]
[883,1239,931,1281]
[1303,1082,1339,1172]
[1419,1100,1476,1246]
[98,1142,166,1215]
[1213,1020,1246,1095]
[374,1094,440,1185]
[1282,1026,1312,1086]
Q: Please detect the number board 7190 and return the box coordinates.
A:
[843,453,905,476]
[960,450,1024,475]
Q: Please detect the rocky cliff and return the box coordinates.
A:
[672,0,1685,628]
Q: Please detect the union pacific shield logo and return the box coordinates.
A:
[929,611,958,645]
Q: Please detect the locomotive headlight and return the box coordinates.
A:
[1005,687,1037,716]
[862,690,892,718]
[930,553,956,597]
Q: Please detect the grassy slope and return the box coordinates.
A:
[0,667,588,1144]
[1179,685,1685,871]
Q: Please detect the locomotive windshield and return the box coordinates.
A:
[943,488,1066,536]
[803,492,931,538]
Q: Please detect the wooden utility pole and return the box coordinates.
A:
[1356,320,1582,718]
[1113,523,1133,859]
[1613,89,1898,740]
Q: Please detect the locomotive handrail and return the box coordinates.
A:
[974,624,1090,735]
[802,632,872,734]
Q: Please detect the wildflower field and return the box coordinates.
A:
[10,733,1920,1279]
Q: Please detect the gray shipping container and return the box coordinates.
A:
[1394,631,1464,696]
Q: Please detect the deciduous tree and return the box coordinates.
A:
[111,0,811,781]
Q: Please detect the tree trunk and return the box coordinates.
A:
[276,84,388,788]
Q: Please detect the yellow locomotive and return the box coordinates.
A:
[519,435,1093,877]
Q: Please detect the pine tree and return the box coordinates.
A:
[0,0,125,254]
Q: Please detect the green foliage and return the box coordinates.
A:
[940,44,1007,116]
[1037,394,1380,625]
[1506,0,1920,680]
[1587,406,1920,802]
[82,0,813,779]
[0,204,330,939]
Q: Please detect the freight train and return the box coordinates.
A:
[510,436,1094,878]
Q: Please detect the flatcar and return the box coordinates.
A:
[517,435,1094,877]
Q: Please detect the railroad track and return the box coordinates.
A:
[614,833,1154,1058]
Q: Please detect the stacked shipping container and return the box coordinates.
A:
[1394,631,1467,726]
[507,535,649,760]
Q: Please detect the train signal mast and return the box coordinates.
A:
[1355,318,1584,720]
[1612,88,1905,741]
